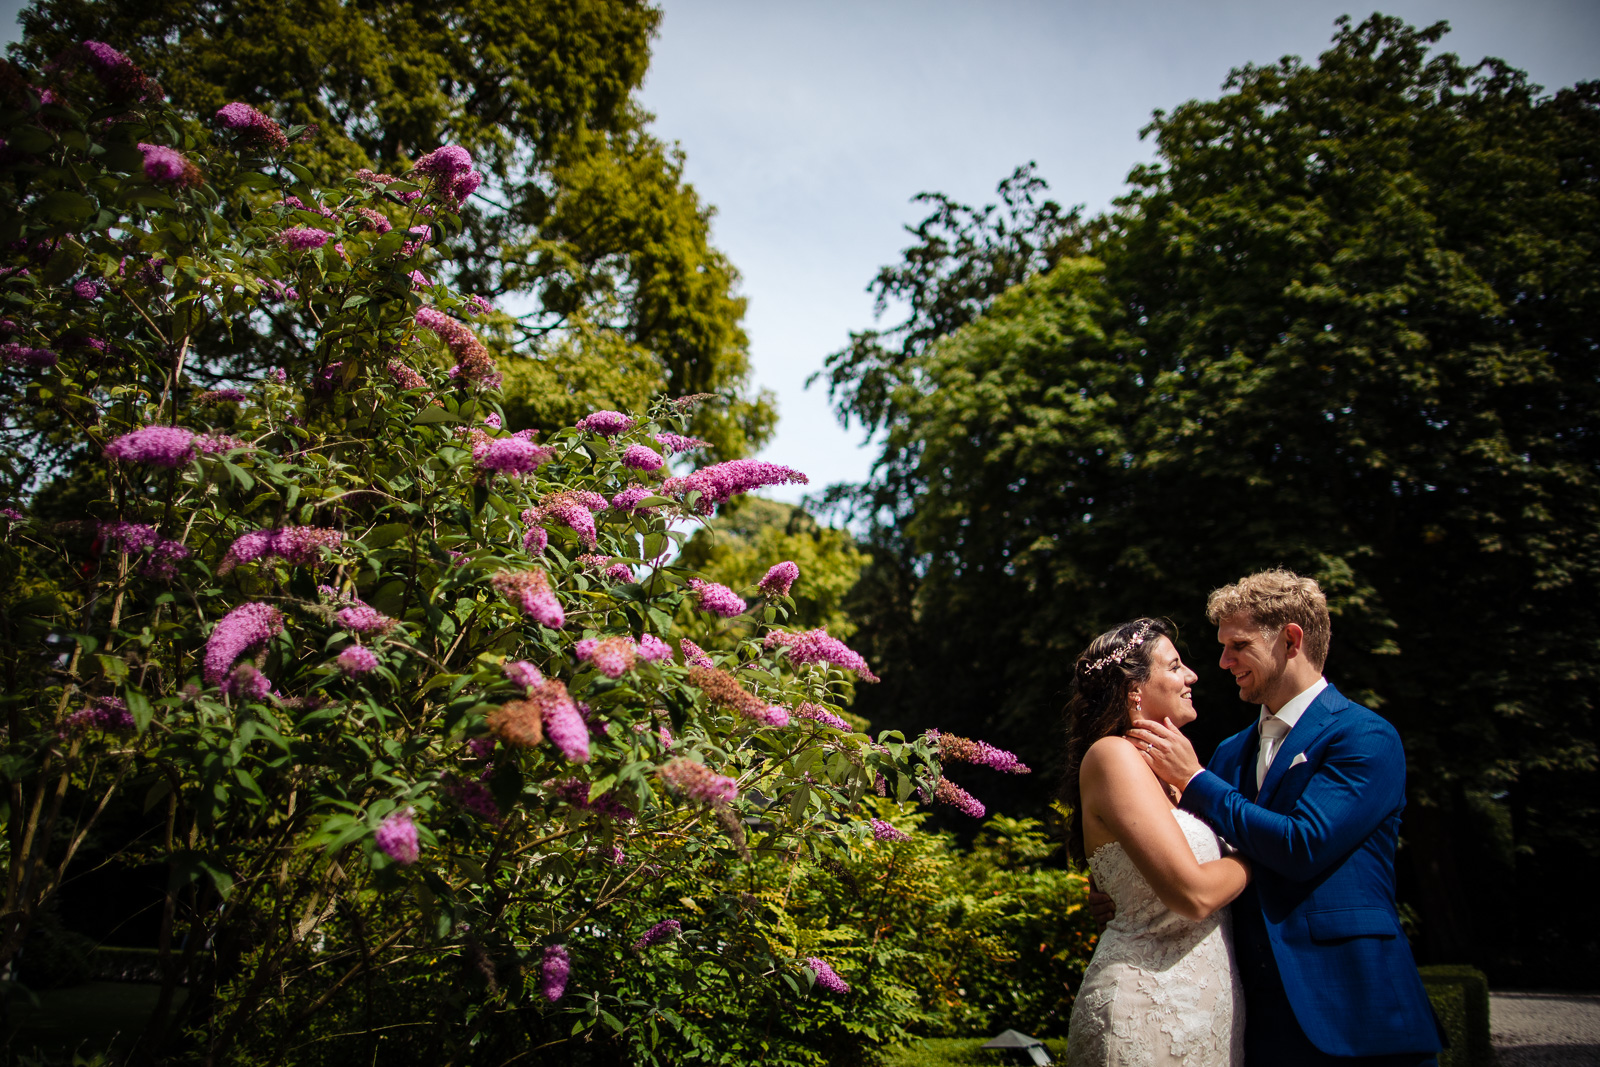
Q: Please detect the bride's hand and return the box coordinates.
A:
[1127,716,1202,789]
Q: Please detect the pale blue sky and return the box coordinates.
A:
[6,2,1597,502]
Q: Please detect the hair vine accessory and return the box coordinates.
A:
[1084,620,1155,674]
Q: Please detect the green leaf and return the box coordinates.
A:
[125,687,154,733]
[413,406,458,425]
[363,523,412,550]
[221,460,255,490]
[35,190,96,224]
[284,161,316,185]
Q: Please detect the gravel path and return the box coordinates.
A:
[1492,991,1600,1066]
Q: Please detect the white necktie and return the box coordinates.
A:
[1257,716,1291,789]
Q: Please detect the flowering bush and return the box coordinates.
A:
[0,42,1029,1064]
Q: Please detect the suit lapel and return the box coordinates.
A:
[1256,684,1347,807]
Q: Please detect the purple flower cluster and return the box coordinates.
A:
[412,145,483,206]
[621,443,663,471]
[764,629,879,682]
[196,389,247,404]
[637,633,673,663]
[688,579,746,618]
[933,778,986,819]
[757,561,799,597]
[796,702,851,731]
[375,809,420,865]
[540,945,570,1002]
[678,638,714,669]
[336,604,395,634]
[73,278,101,300]
[527,491,608,548]
[575,636,638,680]
[203,602,284,687]
[415,306,495,385]
[138,143,200,187]
[492,569,564,628]
[520,510,549,555]
[658,758,738,805]
[99,521,190,579]
[219,526,344,574]
[871,819,910,842]
[609,484,656,514]
[806,957,850,994]
[64,695,136,734]
[632,919,682,952]
[354,206,392,233]
[389,362,427,390]
[575,410,635,436]
[503,660,544,690]
[473,434,554,477]
[926,730,1031,774]
[278,226,329,251]
[2,343,58,367]
[224,664,272,701]
[83,40,159,101]
[466,295,493,315]
[653,433,709,456]
[103,426,202,468]
[214,102,288,150]
[664,461,809,516]
[337,645,379,678]
[539,679,590,762]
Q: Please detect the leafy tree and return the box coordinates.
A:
[11,0,775,458]
[827,15,1600,982]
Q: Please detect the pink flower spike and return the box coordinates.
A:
[679,638,714,669]
[758,561,799,597]
[637,634,673,663]
[688,579,746,618]
[214,103,288,150]
[503,660,543,690]
[806,957,850,994]
[933,778,985,819]
[278,226,329,251]
[658,758,738,805]
[492,569,564,628]
[138,143,200,187]
[764,628,879,682]
[104,425,200,468]
[622,443,663,471]
[541,945,570,1002]
[670,460,808,515]
[337,645,379,678]
[797,702,851,731]
[632,919,682,953]
[203,603,284,686]
[475,436,553,476]
[871,819,910,842]
[375,809,420,864]
[575,410,635,436]
[337,604,395,634]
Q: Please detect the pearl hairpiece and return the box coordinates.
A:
[1084,620,1155,673]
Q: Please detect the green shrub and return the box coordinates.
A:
[1420,964,1491,1067]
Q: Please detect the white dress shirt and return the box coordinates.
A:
[1256,676,1328,786]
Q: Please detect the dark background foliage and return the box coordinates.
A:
[823,15,1600,984]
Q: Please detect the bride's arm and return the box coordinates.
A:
[1081,737,1251,922]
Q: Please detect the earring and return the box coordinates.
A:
[1133,693,1143,713]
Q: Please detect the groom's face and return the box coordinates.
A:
[1216,614,1287,705]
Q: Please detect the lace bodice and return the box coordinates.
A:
[1066,807,1244,1066]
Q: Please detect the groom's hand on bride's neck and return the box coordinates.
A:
[1127,717,1203,788]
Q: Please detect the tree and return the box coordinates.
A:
[11,0,775,458]
[828,15,1600,982]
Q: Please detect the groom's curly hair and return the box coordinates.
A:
[1059,617,1176,866]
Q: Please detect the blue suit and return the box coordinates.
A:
[1180,684,1443,1064]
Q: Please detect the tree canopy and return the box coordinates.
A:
[827,14,1600,981]
[12,0,773,457]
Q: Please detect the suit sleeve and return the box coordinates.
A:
[1179,716,1405,881]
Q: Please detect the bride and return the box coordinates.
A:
[1063,618,1248,1067]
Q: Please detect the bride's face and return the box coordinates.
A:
[1132,636,1199,727]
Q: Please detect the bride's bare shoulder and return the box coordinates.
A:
[1082,734,1143,775]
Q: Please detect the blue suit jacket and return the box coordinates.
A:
[1180,684,1443,1058]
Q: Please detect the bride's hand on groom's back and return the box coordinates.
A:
[1128,717,1203,789]
[1087,877,1116,929]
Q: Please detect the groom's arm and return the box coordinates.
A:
[1133,716,1405,882]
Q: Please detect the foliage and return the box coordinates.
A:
[676,495,867,645]
[0,46,1021,1064]
[825,14,1600,981]
[12,0,775,458]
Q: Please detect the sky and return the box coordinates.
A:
[4,1,1597,504]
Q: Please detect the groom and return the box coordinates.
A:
[1124,569,1443,1067]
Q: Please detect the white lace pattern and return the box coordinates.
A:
[1066,808,1245,1067]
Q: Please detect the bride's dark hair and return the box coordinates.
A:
[1060,617,1176,865]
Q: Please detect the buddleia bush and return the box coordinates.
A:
[0,42,1030,1065]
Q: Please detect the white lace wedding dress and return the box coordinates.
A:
[1066,807,1245,1067]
